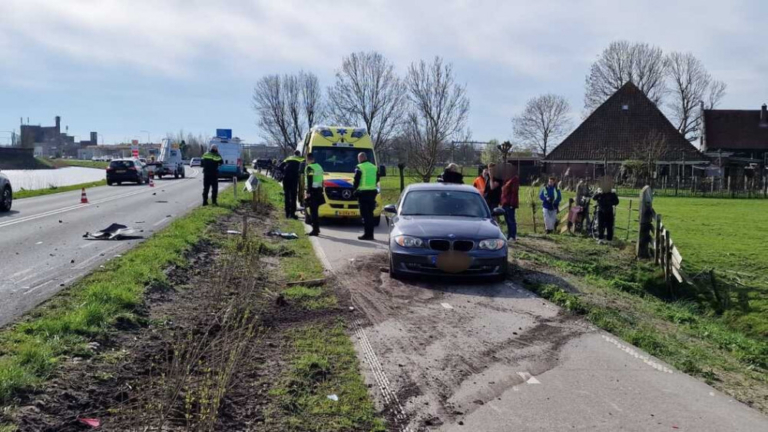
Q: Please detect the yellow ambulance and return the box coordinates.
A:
[298,126,386,225]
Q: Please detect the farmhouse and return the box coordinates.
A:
[544,82,706,179]
[700,103,768,178]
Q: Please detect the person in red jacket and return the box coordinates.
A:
[501,175,520,241]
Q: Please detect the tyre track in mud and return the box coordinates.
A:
[334,253,594,431]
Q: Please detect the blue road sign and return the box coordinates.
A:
[216,129,232,139]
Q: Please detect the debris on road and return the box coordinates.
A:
[266,229,298,240]
[226,230,242,235]
[286,278,326,287]
[78,418,100,428]
[327,394,339,402]
[84,223,136,240]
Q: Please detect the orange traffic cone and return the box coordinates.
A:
[80,188,89,204]
[149,176,154,188]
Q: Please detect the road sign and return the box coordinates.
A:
[216,129,232,139]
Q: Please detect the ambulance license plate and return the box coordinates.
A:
[336,210,357,217]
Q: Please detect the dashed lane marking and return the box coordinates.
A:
[601,335,674,374]
[517,371,541,384]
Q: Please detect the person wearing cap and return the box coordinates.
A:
[201,144,223,206]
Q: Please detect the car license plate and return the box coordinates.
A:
[115,170,126,173]
[336,210,357,217]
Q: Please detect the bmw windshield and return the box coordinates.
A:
[312,147,374,173]
[401,190,489,218]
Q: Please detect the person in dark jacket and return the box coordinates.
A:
[201,145,223,206]
[304,153,325,236]
[592,188,620,241]
[439,163,464,184]
[501,175,520,241]
[279,150,303,219]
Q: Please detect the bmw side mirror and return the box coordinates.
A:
[379,165,387,177]
[384,204,397,214]
[492,207,505,217]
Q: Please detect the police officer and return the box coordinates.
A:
[201,145,223,206]
[353,152,379,241]
[279,150,303,219]
[304,153,325,236]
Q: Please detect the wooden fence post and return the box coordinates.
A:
[625,199,632,241]
[665,229,672,288]
[398,163,406,192]
[637,186,653,258]
[531,201,538,234]
[654,214,662,265]
[234,176,238,200]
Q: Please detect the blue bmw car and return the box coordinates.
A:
[384,183,508,281]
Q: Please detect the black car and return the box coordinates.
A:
[106,159,149,185]
[384,183,508,281]
[0,172,12,212]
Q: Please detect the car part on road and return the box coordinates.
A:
[84,223,136,240]
[266,229,299,239]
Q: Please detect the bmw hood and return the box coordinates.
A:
[394,216,503,239]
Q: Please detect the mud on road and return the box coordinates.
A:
[334,253,596,431]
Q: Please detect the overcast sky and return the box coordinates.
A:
[1,0,766,145]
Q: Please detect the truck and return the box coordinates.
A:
[153,139,185,179]
[297,126,386,226]
[208,134,248,180]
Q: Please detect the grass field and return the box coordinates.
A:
[41,158,109,169]
[14,180,107,199]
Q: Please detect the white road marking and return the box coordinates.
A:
[36,241,43,245]
[517,371,541,384]
[601,335,674,373]
[10,268,34,279]
[441,302,454,310]
[153,217,171,227]
[79,242,97,249]
[73,243,124,270]
[25,279,55,294]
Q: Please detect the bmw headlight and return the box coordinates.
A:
[478,239,506,250]
[394,235,424,248]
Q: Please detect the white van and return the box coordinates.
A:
[208,136,246,179]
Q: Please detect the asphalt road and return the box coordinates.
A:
[308,220,768,431]
[0,167,225,327]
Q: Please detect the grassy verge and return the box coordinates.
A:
[0,187,245,405]
[14,180,107,199]
[258,175,384,431]
[42,159,110,169]
[513,234,768,411]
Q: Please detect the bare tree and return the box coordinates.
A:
[666,52,727,141]
[512,94,571,156]
[403,57,470,182]
[252,71,322,155]
[326,51,406,152]
[585,41,668,112]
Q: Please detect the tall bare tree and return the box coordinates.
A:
[326,51,406,152]
[403,57,470,182]
[584,41,668,111]
[252,71,322,155]
[666,52,727,141]
[512,94,571,156]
